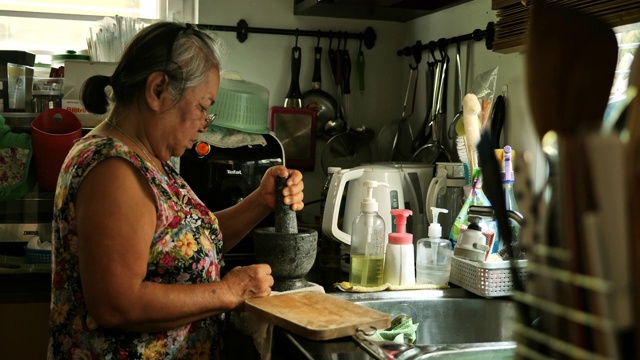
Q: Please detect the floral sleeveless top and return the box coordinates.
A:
[48,135,224,360]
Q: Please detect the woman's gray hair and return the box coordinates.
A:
[81,22,222,115]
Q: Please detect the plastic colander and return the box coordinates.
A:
[209,72,270,134]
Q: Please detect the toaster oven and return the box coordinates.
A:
[179,133,284,270]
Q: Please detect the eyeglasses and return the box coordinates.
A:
[193,103,217,128]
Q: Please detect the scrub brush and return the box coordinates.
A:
[460,93,482,172]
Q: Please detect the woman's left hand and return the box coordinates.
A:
[259,165,304,211]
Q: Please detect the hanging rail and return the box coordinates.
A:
[192,20,378,49]
[396,21,494,57]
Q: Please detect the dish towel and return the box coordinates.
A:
[367,315,419,344]
[199,126,267,148]
[233,282,325,360]
[334,281,449,293]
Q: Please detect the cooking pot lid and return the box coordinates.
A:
[52,50,89,62]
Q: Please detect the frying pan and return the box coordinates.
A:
[321,43,373,173]
[271,44,317,170]
[284,45,303,108]
[302,45,338,136]
[325,37,346,137]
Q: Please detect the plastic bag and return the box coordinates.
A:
[469,66,499,131]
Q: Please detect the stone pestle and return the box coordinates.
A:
[275,176,297,234]
[253,176,318,291]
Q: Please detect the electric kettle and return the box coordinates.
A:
[386,162,434,242]
[425,162,468,241]
[322,165,405,246]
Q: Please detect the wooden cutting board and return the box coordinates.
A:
[244,291,391,341]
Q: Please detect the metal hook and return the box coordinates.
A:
[437,37,448,59]
[411,40,422,70]
[356,326,378,336]
[358,36,363,53]
[342,32,348,50]
[295,28,299,47]
[316,30,321,47]
[428,41,438,61]
[328,31,333,49]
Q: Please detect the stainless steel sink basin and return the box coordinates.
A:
[331,288,518,359]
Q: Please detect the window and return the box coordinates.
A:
[0,0,195,64]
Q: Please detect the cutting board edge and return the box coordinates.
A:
[244,292,393,341]
[246,303,391,341]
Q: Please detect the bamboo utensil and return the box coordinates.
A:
[624,47,640,360]
[525,1,619,357]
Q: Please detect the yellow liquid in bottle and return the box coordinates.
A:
[349,254,384,287]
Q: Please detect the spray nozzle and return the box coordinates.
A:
[361,180,388,213]
[390,209,412,234]
[389,209,413,245]
[428,207,449,239]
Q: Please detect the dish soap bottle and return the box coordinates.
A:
[416,207,453,285]
[384,209,415,286]
[453,215,490,261]
[497,145,523,259]
[349,180,386,287]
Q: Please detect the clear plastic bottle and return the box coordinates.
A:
[383,209,415,286]
[417,207,453,285]
[349,180,386,287]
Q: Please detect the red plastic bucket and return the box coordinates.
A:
[31,108,82,192]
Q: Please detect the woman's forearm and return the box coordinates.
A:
[88,280,236,332]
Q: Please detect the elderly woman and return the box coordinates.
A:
[48,22,305,359]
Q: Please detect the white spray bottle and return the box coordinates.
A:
[416,207,454,285]
[349,180,387,287]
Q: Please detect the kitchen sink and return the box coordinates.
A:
[331,288,518,359]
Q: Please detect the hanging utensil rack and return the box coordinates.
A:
[191,20,377,49]
[396,21,494,57]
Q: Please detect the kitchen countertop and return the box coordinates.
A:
[0,252,51,304]
[0,254,52,275]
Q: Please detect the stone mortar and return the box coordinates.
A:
[253,176,318,291]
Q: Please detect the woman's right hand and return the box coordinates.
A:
[221,264,273,309]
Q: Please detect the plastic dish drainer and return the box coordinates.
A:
[449,255,527,298]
